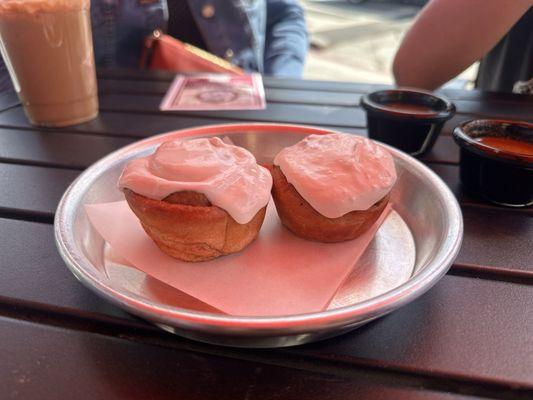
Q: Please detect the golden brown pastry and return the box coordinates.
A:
[271,134,396,242]
[124,189,266,262]
[270,166,389,243]
[119,137,272,262]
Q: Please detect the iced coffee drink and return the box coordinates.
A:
[0,0,98,127]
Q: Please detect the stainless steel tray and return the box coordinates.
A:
[55,123,463,348]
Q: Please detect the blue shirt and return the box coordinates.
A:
[91,0,308,78]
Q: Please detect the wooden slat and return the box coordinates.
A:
[0,218,136,320]
[0,128,134,169]
[457,208,533,273]
[98,78,171,95]
[0,122,459,170]
[98,79,363,107]
[0,107,221,138]
[440,88,533,104]
[96,94,368,128]
[0,110,523,164]
[96,69,533,106]
[91,94,526,136]
[452,100,533,121]
[97,68,176,82]
[262,78,532,105]
[0,129,410,173]
[96,70,533,109]
[95,69,384,94]
[0,317,487,400]
[263,76,386,94]
[98,79,533,120]
[0,164,78,219]
[288,275,533,388]
[0,106,365,138]
[0,105,484,159]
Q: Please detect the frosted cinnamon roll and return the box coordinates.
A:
[119,137,272,262]
[271,133,396,242]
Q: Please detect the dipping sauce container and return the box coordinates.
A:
[453,119,533,207]
[361,89,455,156]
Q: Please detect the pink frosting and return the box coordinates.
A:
[274,134,397,218]
[118,137,272,224]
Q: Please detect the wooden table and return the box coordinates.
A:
[1,70,532,400]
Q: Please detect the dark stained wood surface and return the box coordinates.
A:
[0,218,136,320]
[0,164,78,221]
[0,106,366,138]
[0,70,532,399]
[1,317,490,400]
[97,93,369,128]
[1,220,531,389]
[0,128,134,169]
[290,275,533,387]
[456,208,533,274]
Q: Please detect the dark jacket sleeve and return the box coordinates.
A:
[264,0,308,78]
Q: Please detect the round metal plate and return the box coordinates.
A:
[55,123,463,348]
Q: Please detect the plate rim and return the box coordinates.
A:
[55,122,463,332]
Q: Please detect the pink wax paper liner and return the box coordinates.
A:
[104,245,224,314]
[85,200,392,317]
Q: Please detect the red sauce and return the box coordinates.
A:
[475,136,533,156]
[381,102,438,115]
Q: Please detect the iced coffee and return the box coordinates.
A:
[0,0,98,127]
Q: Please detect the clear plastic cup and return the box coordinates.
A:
[0,0,98,127]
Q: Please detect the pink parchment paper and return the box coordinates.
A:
[86,201,391,316]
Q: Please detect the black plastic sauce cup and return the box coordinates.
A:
[361,89,455,157]
[453,119,533,208]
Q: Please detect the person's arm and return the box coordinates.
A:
[264,0,308,78]
[393,0,532,90]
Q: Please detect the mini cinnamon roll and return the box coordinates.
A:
[119,137,272,262]
[271,134,396,242]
